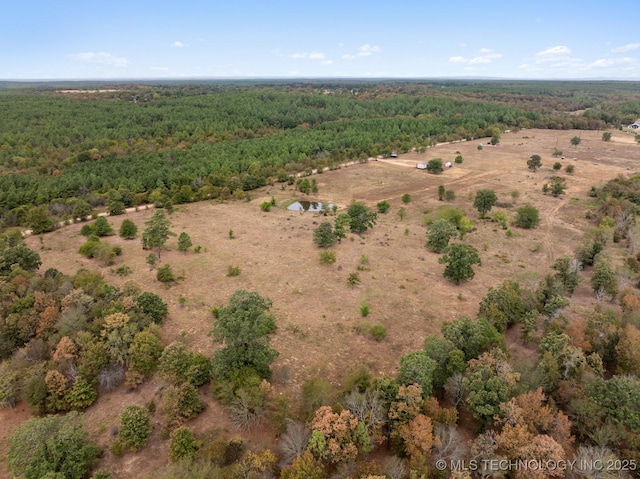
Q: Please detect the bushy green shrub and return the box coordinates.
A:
[260,201,272,212]
[162,383,203,429]
[514,204,540,229]
[157,264,175,283]
[376,200,391,213]
[319,251,336,265]
[118,405,151,450]
[169,427,200,463]
[369,324,387,341]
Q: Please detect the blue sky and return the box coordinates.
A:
[3,0,640,80]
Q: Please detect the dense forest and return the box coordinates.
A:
[1,80,640,232]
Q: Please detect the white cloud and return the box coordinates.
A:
[612,43,640,53]
[536,45,571,57]
[340,44,381,61]
[590,57,636,67]
[470,52,502,64]
[71,52,129,67]
[459,43,467,48]
[321,60,334,65]
[172,41,189,48]
[291,52,327,60]
[357,44,380,57]
[449,50,502,65]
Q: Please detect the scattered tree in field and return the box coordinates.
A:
[92,216,114,237]
[454,155,464,164]
[547,176,567,196]
[427,158,444,174]
[602,132,612,142]
[445,189,456,201]
[591,256,618,300]
[177,232,192,253]
[570,136,581,147]
[142,209,173,259]
[334,213,351,242]
[347,202,377,234]
[119,219,138,239]
[514,204,540,228]
[473,189,498,218]
[8,412,100,479]
[210,290,278,380]
[565,164,575,174]
[313,221,337,248]
[527,155,542,172]
[401,193,411,204]
[438,185,445,201]
[553,162,562,170]
[439,243,482,284]
[552,148,563,157]
[397,207,406,221]
[426,218,458,253]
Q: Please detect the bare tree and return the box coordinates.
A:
[342,389,385,434]
[278,419,311,465]
[384,456,406,479]
[444,373,465,407]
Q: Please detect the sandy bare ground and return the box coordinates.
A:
[2,128,637,478]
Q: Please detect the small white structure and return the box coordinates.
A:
[445,162,453,168]
[629,122,640,129]
[416,162,427,170]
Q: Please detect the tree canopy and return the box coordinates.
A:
[473,189,498,218]
[438,243,482,284]
[210,290,278,379]
[142,209,173,259]
[8,412,100,479]
[346,202,377,234]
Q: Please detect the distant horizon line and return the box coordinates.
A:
[2,75,640,83]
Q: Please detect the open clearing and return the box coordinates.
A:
[2,128,638,478]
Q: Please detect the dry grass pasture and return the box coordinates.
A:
[1,128,639,478]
